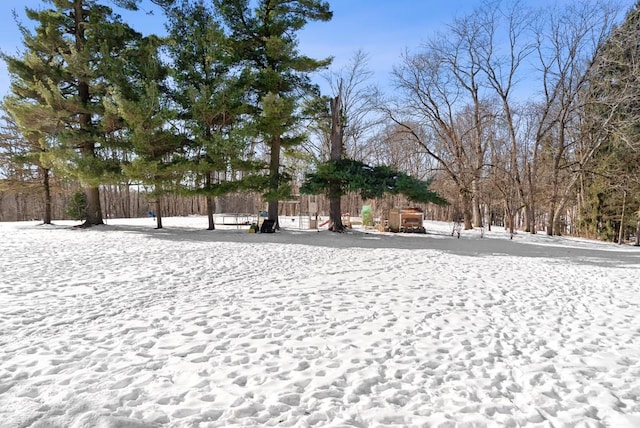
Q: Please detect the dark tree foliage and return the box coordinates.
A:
[214,0,333,225]
[300,159,448,205]
[165,1,267,230]
[110,0,176,10]
[586,1,640,149]
[3,0,144,226]
[581,1,640,241]
[0,112,54,224]
[66,191,88,221]
[108,34,186,230]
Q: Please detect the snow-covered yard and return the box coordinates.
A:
[1,216,639,427]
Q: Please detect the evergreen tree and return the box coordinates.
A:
[0,112,54,223]
[581,1,640,240]
[214,0,332,227]
[105,35,184,229]
[166,1,265,231]
[2,0,143,226]
[580,138,640,241]
[301,159,448,206]
[587,1,640,151]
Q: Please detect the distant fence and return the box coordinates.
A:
[213,213,257,228]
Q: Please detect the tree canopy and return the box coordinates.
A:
[214,0,333,224]
[2,0,145,225]
[1,0,637,243]
[300,159,448,205]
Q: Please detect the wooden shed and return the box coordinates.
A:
[387,207,426,233]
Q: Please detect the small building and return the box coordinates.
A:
[387,207,426,233]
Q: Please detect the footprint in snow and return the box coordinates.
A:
[295,361,310,371]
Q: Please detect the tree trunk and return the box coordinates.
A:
[124,184,131,218]
[267,200,278,228]
[267,135,281,229]
[205,172,215,230]
[42,167,52,224]
[504,202,515,238]
[471,179,482,227]
[328,198,343,231]
[527,204,535,234]
[461,190,473,230]
[521,204,530,233]
[484,203,491,232]
[328,92,345,232]
[618,190,626,245]
[207,195,215,230]
[155,197,163,229]
[546,201,556,236]
[84,186,103,226]
[75,1,103,227]
[14,194,20,221]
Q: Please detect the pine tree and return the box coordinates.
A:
[301,159,448,206]
[587,2,640,151]
[581,1,640,241]
[0,112,54,223]
[166,1,265,231]
[2,0,143,226]
[105,34,186,230]
[214,0,332,227]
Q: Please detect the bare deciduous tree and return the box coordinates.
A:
[531,1,619,235]
[388,4,504,230]
[322,50,379,231]
[325,50,381,162]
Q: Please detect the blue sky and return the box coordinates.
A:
[297,0,474,82]
[0,0,634,100]
[0,0,478,99]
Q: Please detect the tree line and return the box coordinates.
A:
[1,0,639,242]
[384,0,640,243]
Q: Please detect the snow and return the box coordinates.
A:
[1,215,640,427]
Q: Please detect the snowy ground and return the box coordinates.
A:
[1,216,640,428]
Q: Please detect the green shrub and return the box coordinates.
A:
[362,205,373,226]
[66,191,87,221]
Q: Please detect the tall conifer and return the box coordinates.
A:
[166,1,264,231]
[2,0,143,226]
[106,35,184,229]
[214,0,332,227]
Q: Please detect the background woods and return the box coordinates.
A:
[1,0,639,242]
